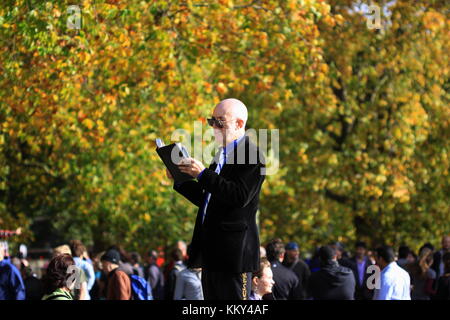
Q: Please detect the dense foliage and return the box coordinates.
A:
[0,0,448,255]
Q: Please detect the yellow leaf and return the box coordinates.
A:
[82,118,94,130]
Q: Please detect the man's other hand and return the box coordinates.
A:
[177,157,206,178]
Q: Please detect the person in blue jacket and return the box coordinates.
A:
[0,241,26,300]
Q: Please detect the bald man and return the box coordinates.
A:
[166,98,265,300]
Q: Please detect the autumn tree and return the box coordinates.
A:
[0,0,448,254]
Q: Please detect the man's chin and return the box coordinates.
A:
[214,137,225,147]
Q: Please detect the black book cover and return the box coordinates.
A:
[156,142,193,184]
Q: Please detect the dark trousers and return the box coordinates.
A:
[201,270,252,300]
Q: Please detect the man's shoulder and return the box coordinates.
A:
[296,259,310,269]
[114,269,131,281]
[173,262,186,273]
[79,259,94,270]
[336,265,356,279]
[273,262,298,281]
[233,136,265,165]
[290,259,309,273]
[384,264,408,281]
[0,259,19,274]
[179,268,196,279]
[340,258,356,268]
[149,264,161,271]
[179,267,189,275]
[0,259,12,269]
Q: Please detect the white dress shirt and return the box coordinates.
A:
[374,261,411,300]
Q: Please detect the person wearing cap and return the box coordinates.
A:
[101,249,131,300]
[307,246,355,300]
[282,241,311,300]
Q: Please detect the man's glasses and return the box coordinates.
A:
[207,117,234,129]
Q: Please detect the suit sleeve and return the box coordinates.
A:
[173,180,204,207]
[197,163,265,209]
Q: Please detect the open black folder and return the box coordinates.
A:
[156,139,193,184]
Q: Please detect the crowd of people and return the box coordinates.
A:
[0,235,449,300]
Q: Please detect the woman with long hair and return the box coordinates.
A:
[406,247,436,300]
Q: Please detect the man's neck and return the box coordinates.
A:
[223,132,245,147]
[381,261,393,270]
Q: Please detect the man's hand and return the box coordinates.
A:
[177,157,206,178]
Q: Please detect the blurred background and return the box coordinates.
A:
[0,0,448,266]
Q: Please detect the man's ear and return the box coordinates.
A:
[236,118,244,130]
[252,276,259,288]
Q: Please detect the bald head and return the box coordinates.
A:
[215,98,248,124]
[212,98,248,146]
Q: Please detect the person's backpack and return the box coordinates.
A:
[129,274,153,300]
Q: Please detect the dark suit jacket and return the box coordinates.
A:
[174,135,265,273]
[271,260,301,300]
[432,250,444,278]
[349,256,375,300]
[282,258,311,300]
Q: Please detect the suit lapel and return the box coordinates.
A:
[207,136,248,175]
[209,151,220,171]
[220,135,248,175]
